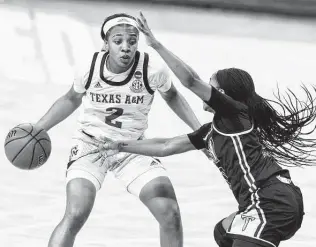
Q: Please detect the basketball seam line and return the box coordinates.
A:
[12,129,44,163]
[36,138,50,158]
[28,138,49,169]
[17,123,33,132]
[16,124,34,136]
[29,139,37,169]
[4,124,34,146]
[4,132,31,146]
[12,127,50,162]
[15,125,44,141]
[16,126,50,144]
[31,138,50,169]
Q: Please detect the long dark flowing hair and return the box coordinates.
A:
[216,68,316,167]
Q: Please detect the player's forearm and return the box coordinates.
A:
[152,42,201,88]
[36,96,81,131]
[118,138,170,157]
[165,91,201,131]
[117,135,194,157]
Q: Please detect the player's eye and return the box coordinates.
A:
[129,39,137,45]
[113,40,122,45]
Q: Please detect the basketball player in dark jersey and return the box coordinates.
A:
[92,13,316,247]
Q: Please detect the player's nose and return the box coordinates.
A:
[121,41,130,52]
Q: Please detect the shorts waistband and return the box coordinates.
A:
[80,130,113,143]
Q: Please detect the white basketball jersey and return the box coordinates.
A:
[73,51,172,141]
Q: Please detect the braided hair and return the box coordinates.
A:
[216,68,316,167]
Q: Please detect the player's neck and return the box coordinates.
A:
[106,56,135,74]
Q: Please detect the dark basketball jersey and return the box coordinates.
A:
[188,87,290,211]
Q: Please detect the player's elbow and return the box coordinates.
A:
[182,76,198,89]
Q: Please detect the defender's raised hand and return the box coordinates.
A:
[137,12,159,48]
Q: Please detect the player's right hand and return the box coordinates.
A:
[136,12,159,48]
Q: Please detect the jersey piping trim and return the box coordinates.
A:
[85,52,99,90]
[213,123,254,136]
[143,52,154,95]
[99,51,140,86]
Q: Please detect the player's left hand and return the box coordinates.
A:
[137,12,159,48]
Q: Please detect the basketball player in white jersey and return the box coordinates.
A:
[36,13,203,247]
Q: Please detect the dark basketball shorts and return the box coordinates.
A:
[227,176,304,247]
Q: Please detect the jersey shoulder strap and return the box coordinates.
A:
[142,52,154,95]
[85,52,99,90]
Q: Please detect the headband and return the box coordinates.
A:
[103,16,138,37]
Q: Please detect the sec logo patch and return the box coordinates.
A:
[130,79,144,93]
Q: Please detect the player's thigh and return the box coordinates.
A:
[65,178,96,219]
[66,134,109,191]
[222,212,238,230]
[140,176,182,227]
[113,154,171,198]
[139,176,177,202]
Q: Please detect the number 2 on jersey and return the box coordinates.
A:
[105,107,123,128]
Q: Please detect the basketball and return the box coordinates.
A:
[4,123,51,170]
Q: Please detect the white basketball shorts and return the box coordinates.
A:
[65,130,168,197]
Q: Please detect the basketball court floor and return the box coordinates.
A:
[0,1,316,246]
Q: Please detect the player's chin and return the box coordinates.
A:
[119,57,133,67]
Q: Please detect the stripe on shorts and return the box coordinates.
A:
[231,135,267,238]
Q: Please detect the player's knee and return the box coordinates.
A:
[63,206,91,232]
[63,180,96,232]
[157,199,181,230]
[162,202,181,230]
[214,219,233,247]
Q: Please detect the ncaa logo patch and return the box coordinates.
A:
[134,71,142,79]
[130,79,144,93]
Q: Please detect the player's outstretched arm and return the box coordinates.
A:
[96,135,196,158]
[137,12,213,102]
[36,85,84,131]
[91,124,210,162]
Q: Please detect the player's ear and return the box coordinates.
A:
[101,41,108,52]
[219,89,225,94]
